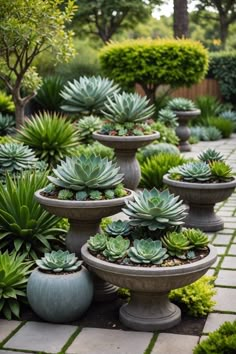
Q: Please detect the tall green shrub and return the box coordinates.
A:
[99,39,209,101]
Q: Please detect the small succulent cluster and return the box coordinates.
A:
[44,155,127,200]
[157,109,178,128]
[77,115,102,144]
[36,250,82,273]
[167,97,197,111]
[169,149,233,183]
[100,121,153,136]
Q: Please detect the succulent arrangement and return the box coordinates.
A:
[36,250,82,273]
[99,92,155,136]
[169,148,233,183]
[167,97,197,111]
[43,154,128,200]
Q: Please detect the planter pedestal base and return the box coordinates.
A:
[119,292,181,331]
[175,125,191,152]
[184,204,223,232]
[92,274,118,302]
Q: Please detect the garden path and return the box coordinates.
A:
[0,134,236,354]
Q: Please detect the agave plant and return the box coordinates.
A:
[167,97,197,111]
[182,229,209,248]
[157,108,178,128]
[103,235,130,262]
[0,172,65,260]
[0,113,15,135]
[105,220,131,237]
[77,115,102,144]
[88,233,107,252]
[16,112,78,166]
[161,232,193,259]
[220,110,236,131]
[36,250,82,272]
[210,161,232,181]
[169,162,212,182]
[123,188,187,232]
[0,251,32,319]
[198,149,224,163]
[34,76,65,113]
[201,126,222,141]
[60,76,120,115]
[0,143,38,176]
[48,154,123,191]
[128,238,168,264]
[102,92,155,124]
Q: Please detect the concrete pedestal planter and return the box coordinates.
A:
[35,189,134,301]
[163,175,236,232]
[174,110,200,152]
[93,132,160,190]
[81,244,217,331]
[27,266,93,323]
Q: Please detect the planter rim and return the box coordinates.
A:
[81,244,217,277]
[163,174,236,190]
[35,189,134,208]
[34,266,84,276]
[173,109,201,116]
[93,131,160,142]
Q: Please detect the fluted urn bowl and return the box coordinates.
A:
[93,132,160,190]
[163,174,236,232]
[81,244,217,331]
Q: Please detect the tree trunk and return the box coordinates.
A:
[173,0,189,38]
[14,100,25,129]
[219,15,228,49]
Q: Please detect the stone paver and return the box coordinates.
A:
[213,287,236,312]
[215,246,227,255]
[66,328,152,354]
[0,351,32,354]
[0,320,21,343]
[221,256,236,269]
[215,269,236,286]
[152,333,199,354]
[228,244,236,255]
[4,322,77,353]
[203,313,236,333]
[213,234,232,245]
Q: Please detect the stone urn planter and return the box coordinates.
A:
[93,132,160,190]
[81,244,217,331]
[174,109,200,152]
[27,265,93,323]
[163,174,236,232]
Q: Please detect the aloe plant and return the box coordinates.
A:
[128,238,168,264]
[0,172,65,259]
[88,233,107,252]
[103,235,130,262]
[61,76,120,115]
[123,188,187,232]
[0,251,32,319]
[167,97,197,111]
[48,154,123,192]
[169,162,212,182]
[77,115,102,144]
[161,232,193,259]
[105,220,131,237]
[198,149,224,163]
[36,250,82,272]
[210,161,232,181]
[16,112,78,166]
[182,229,209,248]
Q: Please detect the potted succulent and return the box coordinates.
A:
[27,250,93,323]
[163,148,236,231]
[35,154,134,300]
[81,188,217,331]
[93,92,160,189]
[167,97,200,152]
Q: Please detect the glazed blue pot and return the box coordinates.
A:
[27,266,93,323]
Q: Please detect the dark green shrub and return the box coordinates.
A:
[75,141,114,160]
[99,39,209,100]
[34,76,65,113]
[194,320,236,354]
[140,153,186,189]
[220,111,236,131]
[209,51,236,105]
[207,117,234,138]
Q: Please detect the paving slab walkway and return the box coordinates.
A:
[0,134,236,354]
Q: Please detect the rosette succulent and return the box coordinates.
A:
[123,188,187,232]
[102,92,155,124]
[88,233,107,252]
[157,109,178,128]
[60,76,120,115]
[167,97,197,111]
[103,235,130,262]
[36,250,82,273]
[198,149,224,164]
[169,162,212,182]
[128,238,168,264]
[161,232,193,259]
[182,229,209,248]
[77,115,102,144]
[210,161,232,181]
[105,220,131,237]
[48,154,123,192]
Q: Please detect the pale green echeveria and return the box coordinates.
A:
[123,188,187,232]
[36,250,82,272]
[77,115,102,144]
[198,149,224,164]
[169,162,212,182]
[161,232,193,259]
[88,233,107,252]
[167,97,197,111]
[105,220,131,237]
[102,92,155,124]
[48,154,124,191]
[103,235,130,262]
[182,228,209,248]
[60,76,120,115]
[128,238,168,264]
